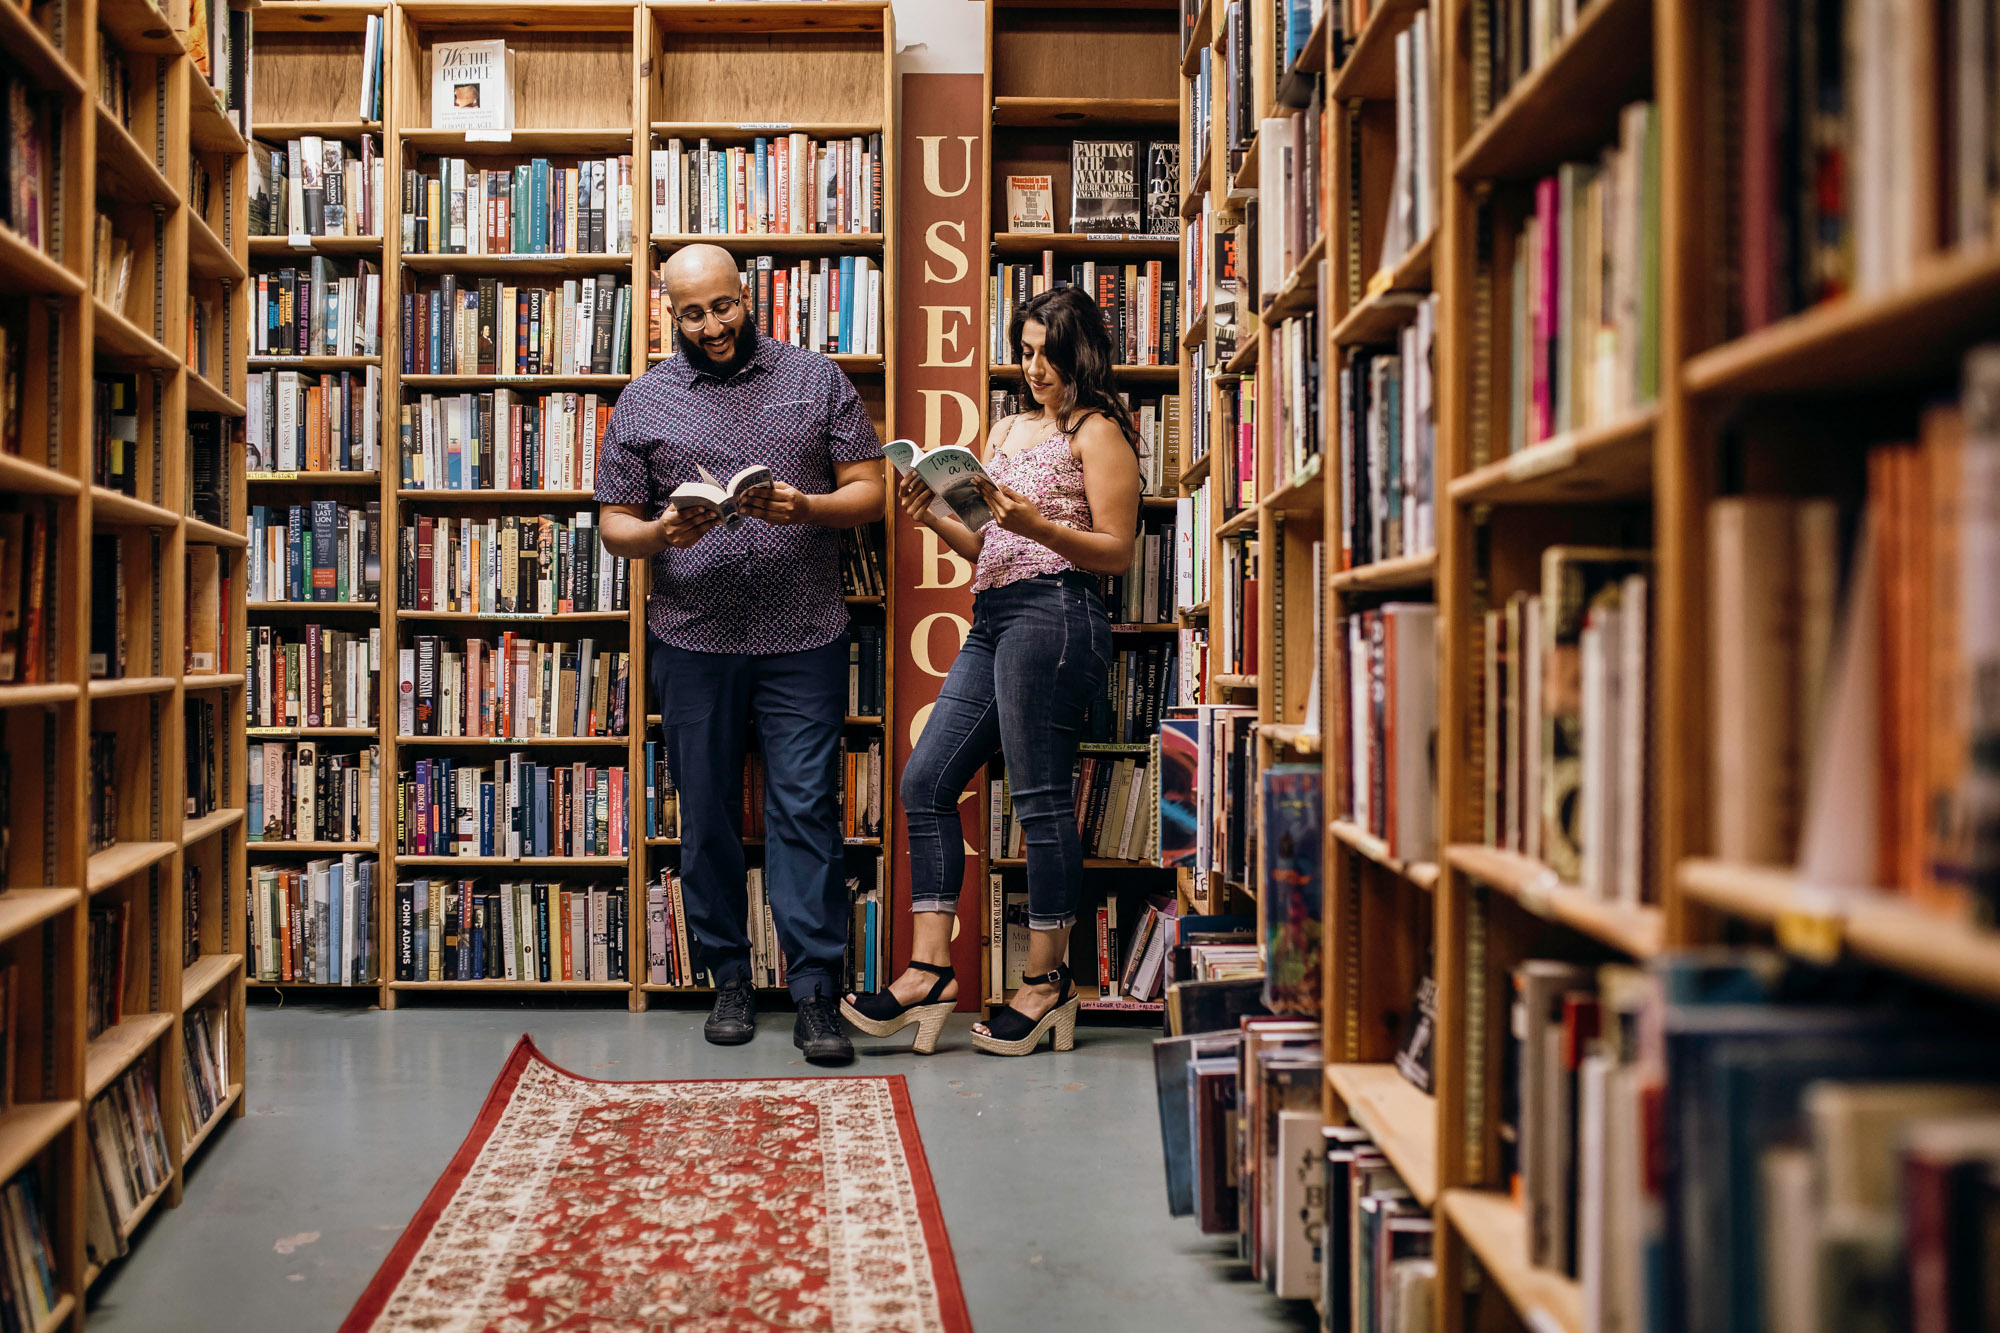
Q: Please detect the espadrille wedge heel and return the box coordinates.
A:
[841,961,956,1054]
[971,965,1079,1056]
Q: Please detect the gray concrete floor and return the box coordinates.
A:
[86,1001,1320,1332]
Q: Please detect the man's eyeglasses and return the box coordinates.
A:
[675,297,743,331]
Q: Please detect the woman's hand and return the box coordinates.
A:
[898,471,939,525]
[974,477,1046,538]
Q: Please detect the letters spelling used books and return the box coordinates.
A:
[668,464,773,530]
[883,437,995,532]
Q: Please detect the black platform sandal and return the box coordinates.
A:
[971,964,1078,1056]
[840,962,955,1054]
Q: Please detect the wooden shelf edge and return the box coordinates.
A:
[1447,844,1664,957]
[0,889,80,948]
[1330,820,1438,890]
[1447,407,1659,507]
[1325,1062,1438,1205]
[182,807,246,848]
[84,1012,175,1101]
[86,841,178,893]
[1329,550,1436,593]
[1442,1189,1585,1333]
[0,1102,81,1193]
[180,1083,245,1163]
[182,953,245,1010]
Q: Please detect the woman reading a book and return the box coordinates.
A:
[843,284,1142,1056]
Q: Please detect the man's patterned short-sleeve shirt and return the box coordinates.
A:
[593,337,883,655]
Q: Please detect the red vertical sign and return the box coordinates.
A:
[893,73,987,1007]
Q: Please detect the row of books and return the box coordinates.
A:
[402,155,635,256]
[1339,296,1439,570]
[1159,706,1260,887]
[1218,2,1259,173]
[989,260,1180,368]
[249,856,380,985]
[399,511,630,616]
[394,755,629,860]
[990,750,1160,865]
[846,622,887,719]
[86,1064,169,1246]
[1340,604,1439,865]
[646,255,882,358]
[92,373,137,496]
[249,501,383,606]
[0,77,49,254]
[251,136,386,240]
[1211,534,1259,683]
[90,214,135,319]
[184,697,220,818]
[1253,97,1324,300]
[987,390,1184,497]
[0,1170,57,1333]
[245,626,380,731]
[86,902,127,1042]
[1009,140,1180,236]
[1090,640,1180,746]
[1502,103,1659,456]
[1102,516,1184,628]
[394,878,628,984]
[255,261,384,358]
[400,389,609,493]
[1266,300,1324,495]
[98,39,133,129]
[1711,347,2000,925]
[0,503,56,684]
[87,733,115,854]
[400,275,633,377]
[1494,559,1653,899]
[1218,372,1256,516]
[642,864,890,994]
[1723,0,2000,330]
[1173,482,1212,612]
[401,635,632,741]
[182,867,202,969]
[838,523,888,598]
[247,367,385,476]
[838,736,885,841]
[248,742,381,846]
[87,534,129,680]
[649,135,884,238]
[180,1006,230,1136]
[1378,8,1436,277]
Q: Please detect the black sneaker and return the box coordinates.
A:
[704,976,757,1046]
[793,986,854,1065]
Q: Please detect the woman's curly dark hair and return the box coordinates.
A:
[1008,284,1140,451]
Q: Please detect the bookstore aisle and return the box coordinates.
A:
[83,1008,1319,1333]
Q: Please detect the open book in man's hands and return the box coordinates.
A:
[669,464,774,530]
[884,438,995,531]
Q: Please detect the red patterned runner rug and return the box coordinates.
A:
[340,1036,973,1333]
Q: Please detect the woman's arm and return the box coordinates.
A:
[973,413,1140,575]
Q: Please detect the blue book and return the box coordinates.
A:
[864,898,878,991]
[643,741,657,833]
[428,291,441,370]
[1260,765,1322,1016]
[753,138,768,228]
[1156,717,1201,868]
[247,745,263,838]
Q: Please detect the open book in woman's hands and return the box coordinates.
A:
[884,438,995,531]
[669,464,774,530]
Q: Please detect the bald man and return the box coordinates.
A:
[596,244,885,1064]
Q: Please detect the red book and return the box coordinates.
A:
[1241,577,1259,677]
[415,514,435,611]
[610,767,626,855]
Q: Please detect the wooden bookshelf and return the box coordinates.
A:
[980,0,1184,1011]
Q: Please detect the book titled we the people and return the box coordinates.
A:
[431,39,514,139]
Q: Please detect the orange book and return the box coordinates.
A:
[1921,406,1973,919]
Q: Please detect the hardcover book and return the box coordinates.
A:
[1260,764,1322,1017]
[430,39,513,136]
[1070,139,1142,233]
[1144,141,1181,235]
[1006,174,1054,233]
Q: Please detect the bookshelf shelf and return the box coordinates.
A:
[1683,246,2000,397]
[1446,845,1664,958]
[252,3,388,34]
[990,857,1158,870]
[93,108,178,208]
[990,232,1180,259]
[183,808,247,848]
[86,841,179,893]
[1260,723,1321,755]
[394,611,631,624]
[387,979,632,992]
[1327,0,1422,101]
[648,120,884,139]
[250,120,385,139]
[247,601,381,613]
[84,1013,176,1101]
[646,233,884,256]
[187,216,247,283]
[1263,458,1326,513]
[991,96,1178,128]
[398,252,636,277]
[1216,507,1258,539]
[188,94,250,157]
[0,682,81,710]
[248,469,383,484]
[247,840,382,852]
[394,490,594,504]
[1442,1190,1584,1333]
[85,676,175,700]
[0,3,82,96]
[0,1103,80,1200]
[110,1173,171,1242]
[1211,673,1258,692]
[0,228,84,298]
[1261,234,1329,323]
[92,302,181,373]
[0,891,79,949]
[392,856,628,868]
[97,0,189,55]
[184,378,248,421]
[1678,860,2000,1006]
[1108,622,1179,634]
[990,362,1180,383]
[1223,336,1257,373]
[1328,550,1435,593]
[183,674,247,692]
[397,374,632,392]
[1330,820,1439,891]
[0,454,81,498]
[181,954,245,1011]
[1179,451,1210,484]
[247,236,389,258]
[393,735,630,748]
[1451,0,1654,182]
[1330,280,1429,348]
[89,490,180,529]
[1447,409,1658,506]
[1325,1062,1438,1205]
[399,128,634,155]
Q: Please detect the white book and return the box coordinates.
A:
[432,39,510,134]
[1117,759,1149,861]
[1272,1109,1323,1300]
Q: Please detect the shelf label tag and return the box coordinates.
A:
[1084,232,1137,242]
[738,122,793,131]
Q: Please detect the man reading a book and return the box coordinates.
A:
[595,243,885,1065]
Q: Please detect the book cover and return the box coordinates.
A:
[1006,174,1054,233]
[1070,139,1142,233]
[430,39,510,135]
[1260,764,1322,1016]
[1144,141,1181,236]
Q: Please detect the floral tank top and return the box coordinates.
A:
[971,422,1094,592]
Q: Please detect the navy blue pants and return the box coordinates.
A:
[651,636,848,1001]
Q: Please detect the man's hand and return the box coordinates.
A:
[737,480,816,526]
[657,503,720,548]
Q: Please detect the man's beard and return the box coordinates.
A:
[676,317,758,375]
